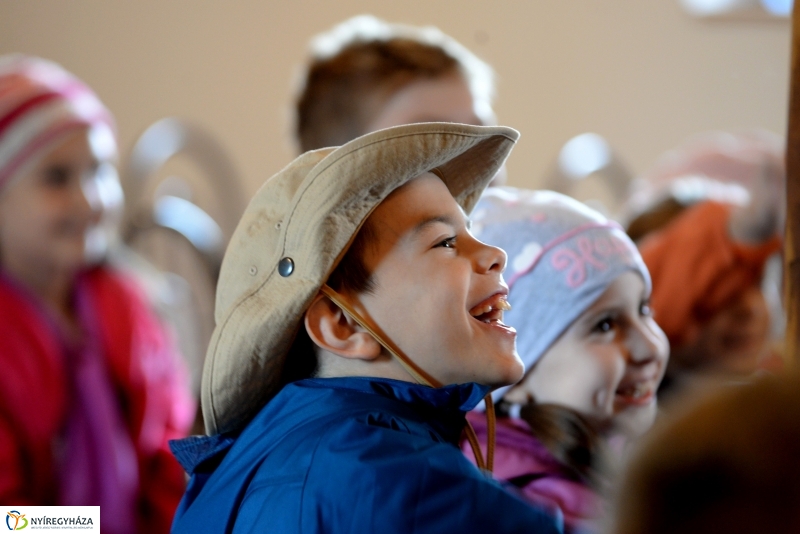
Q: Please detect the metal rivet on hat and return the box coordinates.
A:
[248,266,257,276]
[278,257,294,277]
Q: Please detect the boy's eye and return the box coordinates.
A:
[435,236,457,249]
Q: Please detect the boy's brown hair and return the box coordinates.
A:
[326,218,376,295]
[281,220,376,385]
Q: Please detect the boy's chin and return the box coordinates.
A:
[479,356,525,389]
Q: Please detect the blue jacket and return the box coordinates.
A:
[170,377,563,533]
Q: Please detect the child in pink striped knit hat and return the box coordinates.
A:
[0,55,193,534]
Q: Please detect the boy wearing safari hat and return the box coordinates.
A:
[170,122,562,533]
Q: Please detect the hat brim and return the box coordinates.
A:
[203,122,519,435]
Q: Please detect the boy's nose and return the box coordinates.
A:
[476,241,507,274]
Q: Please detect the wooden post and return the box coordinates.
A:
[785,4,800,367]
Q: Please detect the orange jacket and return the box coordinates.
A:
[639,201,780,349]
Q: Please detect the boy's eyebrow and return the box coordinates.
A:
[411,214,467,236]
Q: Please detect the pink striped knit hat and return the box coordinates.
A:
[0,54,115,189]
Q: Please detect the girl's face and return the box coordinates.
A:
[505,271,669,438]
[0,127,114,278]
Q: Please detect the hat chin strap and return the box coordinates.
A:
[320,284,495,473]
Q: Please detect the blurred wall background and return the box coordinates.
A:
[0,0,790,197]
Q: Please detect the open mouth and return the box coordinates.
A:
[469,293,512,325]
[615,381,655,406]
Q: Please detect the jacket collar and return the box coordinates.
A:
[313,376,490,412]
[172,377,490,474]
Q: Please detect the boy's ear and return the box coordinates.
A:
[304,292,382,360]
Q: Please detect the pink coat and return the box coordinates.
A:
[0,267,194,533]
[463,411,603,533]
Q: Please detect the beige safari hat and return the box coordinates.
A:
[203,122,519,435]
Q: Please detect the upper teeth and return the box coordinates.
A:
[623,384,647,398]
[470,297,511,317]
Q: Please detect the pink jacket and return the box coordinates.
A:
[463,411,603,533]
[0,267,194,533]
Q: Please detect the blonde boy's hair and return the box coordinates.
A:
[294,15,495,153]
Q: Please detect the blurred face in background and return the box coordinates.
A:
[366,72,485,131]
[0,126,121,279]
[673,284,771,376]
[365,73,507,186]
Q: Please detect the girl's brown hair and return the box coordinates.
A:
[500,398,609,489]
